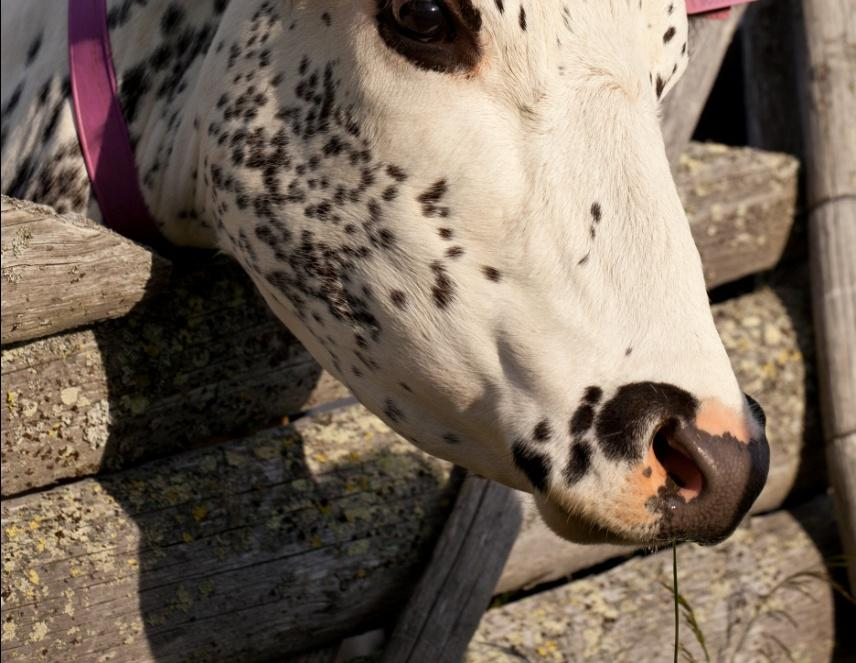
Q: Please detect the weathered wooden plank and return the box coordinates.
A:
[796,0,856,591]
[0,196,172,345]
[661,9,747,167]
[0,285,822,662]
[743,0,856,588]
[0,258,349,496]
[468,497,839,662]
[381,475,522,663]
[0,405,459,663]
[740,0,811,268]
[497,280,821,593]
[826,430,856,593]
[680,142,798,288]
[0,144,797,496]
[741,0,805,159]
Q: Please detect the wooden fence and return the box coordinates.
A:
[3,7,853,661]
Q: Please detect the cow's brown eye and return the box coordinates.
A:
[393,1,451,42]
[377,0,482,74]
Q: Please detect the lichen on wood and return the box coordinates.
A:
[1,257,348,496]
[470,498,838,662]
[0,405,458,663]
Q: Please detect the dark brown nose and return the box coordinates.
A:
[650,395,769,544]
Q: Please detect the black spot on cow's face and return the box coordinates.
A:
[584,386,603,405]
[564,441,592,484]
[390,289,408,309]
[570,403,595,436]
[532,419,552,442]
[430,261,456,308]
[512,440,551,492]
[418,179,449,218]
[26,32,43,65]
[384,399,404,423]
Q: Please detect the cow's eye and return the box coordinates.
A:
[376,0,481,73]
[392,1,451,42]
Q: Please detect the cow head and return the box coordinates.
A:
[185,0,768,546]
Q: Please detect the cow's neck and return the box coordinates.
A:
[105,0,238,248]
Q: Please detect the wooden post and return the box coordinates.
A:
[661,9,747,167]
[795,0,856,590]
[380,474,522,663]
[741,0,805,158]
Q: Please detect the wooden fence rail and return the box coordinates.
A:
[0,196,171,345]
[1,258,347,496]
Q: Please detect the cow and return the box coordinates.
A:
[1,0,768,547]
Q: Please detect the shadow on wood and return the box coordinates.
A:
[3,244,404,661]
[1,403,461,662]
[1,252,345,495]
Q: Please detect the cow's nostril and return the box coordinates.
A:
[652,423,704,500]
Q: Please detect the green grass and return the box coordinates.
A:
[668,542,711,663]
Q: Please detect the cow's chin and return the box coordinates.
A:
[534,495,650,546]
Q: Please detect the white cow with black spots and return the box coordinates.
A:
[2,0,768,546]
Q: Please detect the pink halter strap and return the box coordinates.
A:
[68,0,161,246]
[686,0,755,17]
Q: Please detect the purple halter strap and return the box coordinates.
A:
[68,0,161,246]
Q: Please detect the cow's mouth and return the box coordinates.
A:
[534,494,648,546]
